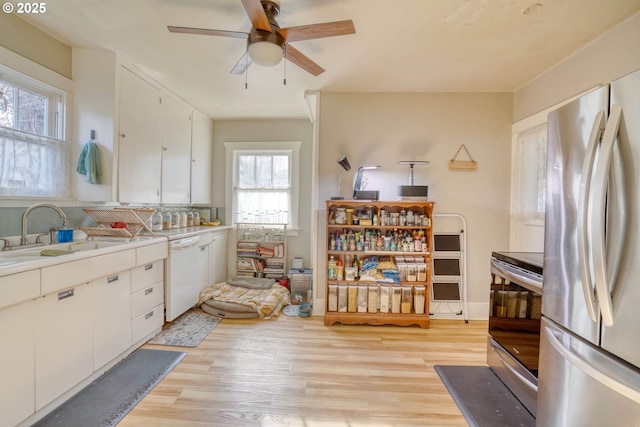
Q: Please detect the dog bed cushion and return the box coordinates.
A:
[198,280,290,319]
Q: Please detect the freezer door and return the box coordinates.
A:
[537,317,640,426]
[543,86,609,345]
[601,69,640,369]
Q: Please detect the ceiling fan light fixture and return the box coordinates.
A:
[248,40,283,67]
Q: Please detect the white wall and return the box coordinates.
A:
[211,119,314,271]
[317,92,513,319]
[514,13,640,121]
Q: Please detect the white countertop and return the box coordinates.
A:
[151,225,232,240]
[0,236,168,277]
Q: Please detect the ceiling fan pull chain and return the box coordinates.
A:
[245,47,249,89]
[283,44,287,86]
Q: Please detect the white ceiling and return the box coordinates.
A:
[19,0,640,119]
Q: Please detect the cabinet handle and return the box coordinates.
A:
[120,133,125,138]
[162,147,167,151]
[58,289,74,300]
[107,275,119,283]
[144,263,153,271]
[145,287,153,295]
[145,311,154,320]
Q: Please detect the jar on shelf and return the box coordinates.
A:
[193,211,200,226]
[161,210,171,230]
[170,210,180,229]
[152,211,163,231]
[179,210,187,228]
[335,208,346,225]
[186,211,194,227]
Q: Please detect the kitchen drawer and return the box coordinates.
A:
[131,281,163,318]
[41,249,135,295]
[131,259,164,293]
[0,269,40,310]
[136,242,168,266]
[132,304,163,343]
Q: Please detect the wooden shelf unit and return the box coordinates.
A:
[235,223,287,278]
[324,200,434,329]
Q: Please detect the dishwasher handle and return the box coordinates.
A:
[171,235,200,250]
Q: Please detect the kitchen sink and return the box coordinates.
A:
[0,240,129,265]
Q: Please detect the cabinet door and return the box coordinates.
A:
[197,240,210,292]
[0,300,35,426]
[118,67,162,204]
[190,110,212,204]
[35,283,93,410]
[161,94,192,204]
[209,230,228,285]
[93,271,132,370]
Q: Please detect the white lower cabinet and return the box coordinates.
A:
[93,270,132,370]
[34,283,93,410]
[131,259,164,343]
[209,230,228,285]
[0,300,35,426]
[1,242,168,424]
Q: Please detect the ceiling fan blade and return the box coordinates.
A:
[285,44,324,76]
[241,0,272,32]
[168,26,248,39]
[230,51,253,74]
[278,20,355,42]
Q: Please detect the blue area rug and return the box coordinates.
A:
[33,348,185,427]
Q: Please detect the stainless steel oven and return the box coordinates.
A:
[488,251,543,417]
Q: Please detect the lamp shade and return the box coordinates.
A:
[337,155,351,171]
[248,41,283,67]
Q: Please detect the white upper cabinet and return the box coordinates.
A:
[161,94,192,204]
[190,110,213,205]
[118,67,163,204]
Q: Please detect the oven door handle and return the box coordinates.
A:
[489,338,537,393]
[490,260,542,294]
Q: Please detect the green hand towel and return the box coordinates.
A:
[76,140,102,184]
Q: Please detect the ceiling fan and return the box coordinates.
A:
[167,0,355,76]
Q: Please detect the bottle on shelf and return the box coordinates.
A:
[328,256,337,280]
[352,254,359,278]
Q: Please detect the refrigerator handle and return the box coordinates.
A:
[577,109,606,322]
[546,323,640,404]
[591,105,623,326]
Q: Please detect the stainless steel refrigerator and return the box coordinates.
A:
[538,68,640,425]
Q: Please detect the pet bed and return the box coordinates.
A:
[198,277,290,319]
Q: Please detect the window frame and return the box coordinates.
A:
[225,141,301,231]
[0,59,70,201]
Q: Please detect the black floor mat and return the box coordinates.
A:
[435,365,535,427]
[33,348,186,427]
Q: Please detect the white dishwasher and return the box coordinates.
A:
[165,234,203,322]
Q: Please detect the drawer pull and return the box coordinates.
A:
[58,289,74,300]
[145,311,154,320]
[107,275,119,283]
[144,287,154,295]
[144,263,153,271]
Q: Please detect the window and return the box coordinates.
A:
[0,67,68,197]
[226,142,301,228]
[512,124,547,218]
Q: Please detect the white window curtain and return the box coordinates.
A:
[512,124,547,218]
[235,152,291,224]
[0,127,69,197]
[225,141,301,229]
[0,66,69,198]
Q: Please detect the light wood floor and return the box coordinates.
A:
[119,315,488,427]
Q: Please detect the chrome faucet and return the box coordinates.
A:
[21,203,69,246]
